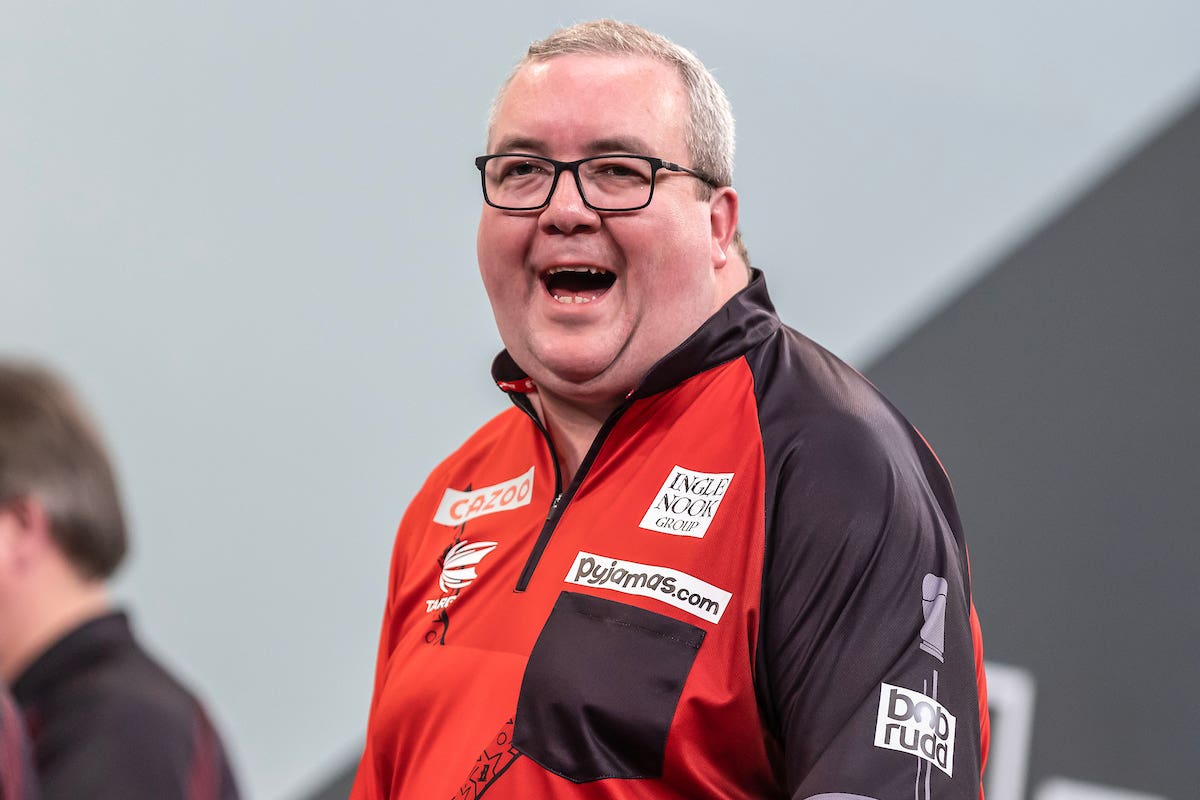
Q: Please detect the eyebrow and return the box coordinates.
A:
[490,135,655,156]
[492,136,546,154]
[586,136,653,155]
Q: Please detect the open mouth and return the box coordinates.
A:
[542,266,617,304]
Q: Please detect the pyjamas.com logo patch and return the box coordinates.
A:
[564,551,732,623]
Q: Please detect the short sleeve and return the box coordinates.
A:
[758,412,987,800]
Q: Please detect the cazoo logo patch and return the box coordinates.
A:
[433,467,534,527]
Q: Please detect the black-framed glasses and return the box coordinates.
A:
[475,153,719,212]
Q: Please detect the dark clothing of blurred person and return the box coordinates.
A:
[1,685,38,800]
[0,362,240,799]
[12,612,237,800]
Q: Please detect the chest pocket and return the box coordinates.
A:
[513,591,705,782]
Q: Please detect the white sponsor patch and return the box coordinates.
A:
[874,683,957,776]
[564,551,732,623]
[424,539,498,612]
[433,467,534,527]
[637,465,734,538]
[438,540,498,592]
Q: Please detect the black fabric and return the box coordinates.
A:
[513,591,705,782]
[11,611,239,800]
[1,686,38,800]
[745,325,982,798]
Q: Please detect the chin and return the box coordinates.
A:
[525,337,616,379]
[527,351,630,399]
[537,357,613,388]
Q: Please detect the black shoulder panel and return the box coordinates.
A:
[745,326,982,798]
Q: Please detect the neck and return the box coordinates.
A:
[529,389,618,484]
[520,251,751,482]
[1,577,110,684]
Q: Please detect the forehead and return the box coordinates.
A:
[490,54,688,158]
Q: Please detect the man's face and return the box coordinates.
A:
[478,54,736,408]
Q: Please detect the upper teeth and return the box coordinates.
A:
[547,266,608,275]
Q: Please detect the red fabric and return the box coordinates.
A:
[353,360,774,798]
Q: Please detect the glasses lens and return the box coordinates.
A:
[482,156,556,209]
[578,157,654,210]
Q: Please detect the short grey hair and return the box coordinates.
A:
[488,19,735,188]
[488,19,749,265]
[0,362,127,579]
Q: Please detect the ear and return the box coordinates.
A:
[708,186,739,269]
[0,497,54,574]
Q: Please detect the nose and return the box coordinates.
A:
[538,168,601,235]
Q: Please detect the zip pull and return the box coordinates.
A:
[546,493,561,521]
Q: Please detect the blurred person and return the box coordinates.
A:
[1,685,37,800]
[0,362,239,800]
[352,19,988,800]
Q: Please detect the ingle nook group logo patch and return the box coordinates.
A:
[874,683,958,776]
[638,465,734,538]
[564,551,732,623]
[433,467,534,527]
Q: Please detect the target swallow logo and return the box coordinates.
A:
[440,540,499,593]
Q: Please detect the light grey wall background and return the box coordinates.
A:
[3,3,1199,798]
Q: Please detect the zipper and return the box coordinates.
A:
[511,394,632,592]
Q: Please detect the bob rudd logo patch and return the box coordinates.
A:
[874,683,957,776]
[638,465,734,538]
[433,467,534,527]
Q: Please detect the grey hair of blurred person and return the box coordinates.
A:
[0,362,127,580]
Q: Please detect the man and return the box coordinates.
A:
[354,19,988,799]
[0,362,239,800]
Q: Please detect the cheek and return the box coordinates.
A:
[477,229,529,325]
[477,210,528,261]
[479,263,520,323]
[478,220,522,291]
[625,218,710,285]
[628,204,709,258]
